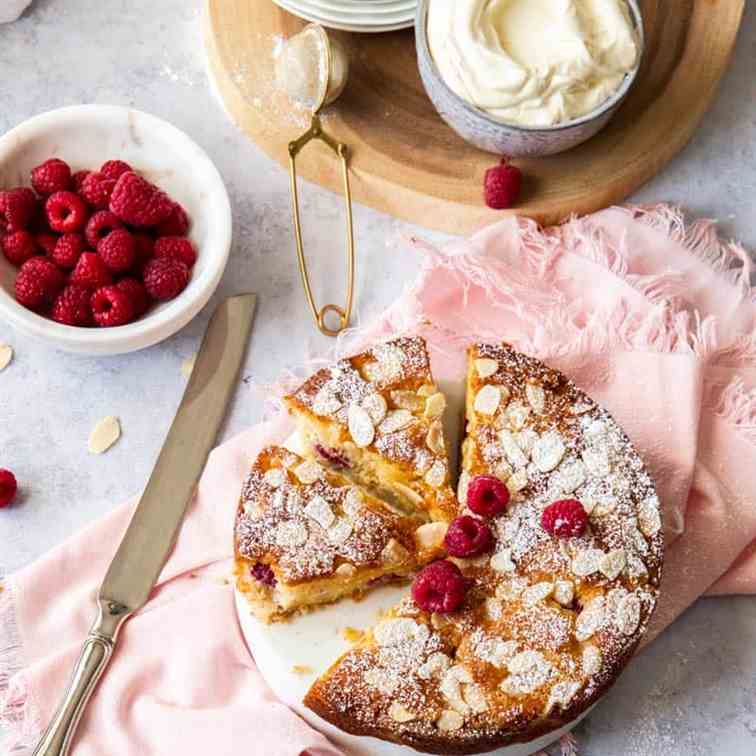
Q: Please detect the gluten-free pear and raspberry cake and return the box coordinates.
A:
[303,343,663,754]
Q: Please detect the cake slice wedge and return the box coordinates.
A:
[234,446,450,623]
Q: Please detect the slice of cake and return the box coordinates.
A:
[284,336,458,523]
[304,343,663,753]
[234,446,450,623]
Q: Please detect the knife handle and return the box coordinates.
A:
[32,599,130,756]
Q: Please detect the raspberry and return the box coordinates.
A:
[444,515,494,558]
[35,233,59,257]
[156,202,190,236]
[467,475,510,518]
[45,191,89,233]
[69,251,113,289]
[91,285,134,327]
[0,469,17,508]
[31,158,72,195]
[51,284,93,326]
[72,170,91,193]
[51,233,86,269]
[80,171,117,209]
[97,228,136,272]
[85,210,123,249]
[411,560,468,614]
[109,172,172,227]
[100,160,133,180]
[14,257,65,311]
[251,563,277,587]
[314,443,351,470]
[142,257,189,301]
[484,159,522,210]
[154,236,196,267]
[541,499,588,539]
[0,188,38,231]
[132,232,155,266]
[2,230,38,266]
[117,277,150,318]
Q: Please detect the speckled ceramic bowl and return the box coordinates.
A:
[0,105,232,355]
[415,0,644,157]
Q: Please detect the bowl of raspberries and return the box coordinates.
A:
[0,105,231,354]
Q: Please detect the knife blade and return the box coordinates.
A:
[32,293,257,756]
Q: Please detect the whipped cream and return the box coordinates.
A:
[427,0,640,128]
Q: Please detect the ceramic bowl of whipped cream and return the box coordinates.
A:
[416,0,644,157]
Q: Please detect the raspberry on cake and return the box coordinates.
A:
[234,446,450,623]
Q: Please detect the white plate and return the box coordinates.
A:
[274,0,414,31]
[0,105,232,355]
[303,0,415,15]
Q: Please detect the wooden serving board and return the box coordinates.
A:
[204,0,744,233]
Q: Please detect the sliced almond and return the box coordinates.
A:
[490,549,515,573]
[390,390,423,412]
[424,460,446,488]
[294,460,323,484]
[553,580,575,607]
[426,420,445,455]
[348,403,375,447]
[415,522,448,550]
[381,538,410,565]
[388,702,416,723]
[506,469,528,495]
[424,392,446,419]
[379,409,414,434]
[531,431,566,472]
[638,495,662,536]
[436,709,464,732]
[417,383,437,398]
[457,471,470,506]
[600,549,627,580]
[474,358,498,378]
[0,344,13,372]
[328,517,353,545]
[473,385,501,416]
[88,416,121,454]
[335,563,356,577]
[263,468,287,488]
[522,581,553,607]
[393,481,424,506]
[361,393,387,425]
[525,382,546,413]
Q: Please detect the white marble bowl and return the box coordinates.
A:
[415,0,644,157]
[0,105,232,355]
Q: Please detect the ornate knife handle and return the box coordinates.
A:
[32,599,130,756]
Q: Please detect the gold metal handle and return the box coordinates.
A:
[288,114,355,337]
[32,599,130,756]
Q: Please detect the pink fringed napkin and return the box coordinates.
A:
[2,205,755,756]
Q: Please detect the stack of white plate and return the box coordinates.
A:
[273,0,416,33]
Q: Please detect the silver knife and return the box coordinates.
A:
[32,293,257,756]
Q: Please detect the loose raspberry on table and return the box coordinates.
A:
[467,475,510,518]
[69,251,113,289]
[154,236,196,267]
[541,499,588,538]
[142,257,189,301]
[52,284,93,326]
[97,228,136,272]
[51,233,86,269]
[2,230,38,266]
[444,515,494,558]
[35,233,59,257]
[91,285,134,327]
[14,256,65,311]
[250,563,277,587]
[72,170,91,193]
[156,202,190,236]
[80,171,117,209]
[45,191,89,233]
[0,187,38,231]
[31,158,72,195]
[411,560,468,614]
[484,159,522,210]
[85,210,123,249]
[0,469,18,508]
[109,172,172,227]
[100,159,133,180]
[116,277,150,318]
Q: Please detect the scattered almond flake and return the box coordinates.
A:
[436,709,463,732]
[343,488,363,516]
[506,469,528,494]
[553,580,575,607]
[589,493,617,518]
[600,548,627,580]
[490,549,515,573]
[303,494,335,529]
[463,683,489,713]
[88,416,121,454]
[502,651,555,695]
[327,517,353,545]
[507,649,543,674]
[525,382,546,413]
[0,344,13,372]
[417,651,451,680]
[531,431,566,472]
[361,392,387,424]
[575,597,606,641]
[292,664,313,675]
[440,665,473,714]
[615,592,642,635]
[627,523,650,555]
[341,626,364,642]
[522,581,554,606]
[335,563,356,577]
[370,342,406,383]
[582,644,602,676]
[424,459,446,488]
[496,576,528,600]
[471,631,519,668]
[263,468,286,488]
[638,494,662,536]
[417,383,436,398]
[426,420,445,455]
[474,384,501,415]
[424,392,446,418]
[474,357,498,378]
[415,522,447,550]
[498,429,528,469]
[379,409,414,434]
[502,400,529,430]
[571,547,604,577]
[545,680,581,714]
[390,389,423,412]
[485,597,503,620]
[364,667,399,695]
[293,460,323,484]
[388,702,416,723]
[348,403,375,447]
[582,445,611,477]
[311,385,341,416]
[393,481,424,506]
[515,428,538,456]
[571,402,592,415]
[493,459,513,481]
[374,618,423,646]
[552,458,586,494]
[626,551,648,578]
[457,471,470,505]
[381,538,409,564]
[275,520,309,548]
[179,353,196,378]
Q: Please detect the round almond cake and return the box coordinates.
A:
[233,338,664,755]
